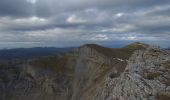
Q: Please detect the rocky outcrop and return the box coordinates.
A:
[95,46,170,100]
[0,43,169,100]
[71,45,112,100]
[0,63,72,100]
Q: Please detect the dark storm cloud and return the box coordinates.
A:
[0,0,170,18]
[34,0,170,17]
[154,9,170,16]
[0,0,34,17]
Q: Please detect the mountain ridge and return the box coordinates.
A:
[0,43,169,100]
[0,47,74,60]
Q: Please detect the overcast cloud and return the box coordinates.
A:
[0,0,170,48]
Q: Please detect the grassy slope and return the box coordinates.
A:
[30,55,74,75]
[30,43,148,75]
[85,42,148,60]
[85,42,148,76]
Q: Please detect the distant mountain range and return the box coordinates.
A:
[166,47,170,50]
[0,47,74,60]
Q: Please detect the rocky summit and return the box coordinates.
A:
[0,43,170,100]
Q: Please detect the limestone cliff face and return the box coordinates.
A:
[95,46,170,100]
[71,45,112,100]
[0,63,72,100]
[0,44,170,100]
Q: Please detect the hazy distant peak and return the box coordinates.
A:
[77,43,149,60]
[124,42,149,49]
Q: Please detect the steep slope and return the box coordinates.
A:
[1,43,169,100]
[0,61,73,100]
[70,43,148,100]
[95,46,170,100]
[85,42,148,59]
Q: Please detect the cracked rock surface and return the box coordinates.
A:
[0,43,170,100]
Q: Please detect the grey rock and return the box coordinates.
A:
[0,44,170,100]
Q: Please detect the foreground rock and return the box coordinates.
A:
[96,46,170,100]
[0,43,169,100]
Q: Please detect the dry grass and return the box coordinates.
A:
[164,78,170,86]
[85,44,139,79]
[85,43,147,60]
[30,55,74,74]
[162,61,170,86]
[109,72,119,78]
[163,61,170,69]
[29,43,148,77]
[157,92,170,100]
[143,71,161,80]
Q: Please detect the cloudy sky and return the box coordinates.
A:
[0,0,170,48]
